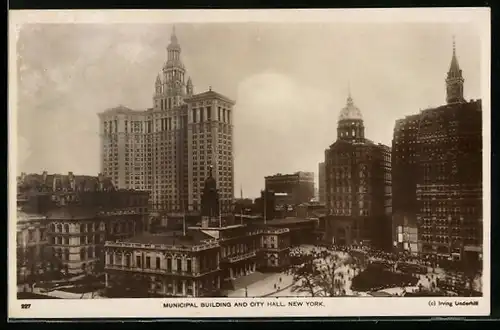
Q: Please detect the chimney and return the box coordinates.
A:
[68,172,75,190]
[52,175,57,191]
[98,173,104,191]
[42,171,48,183]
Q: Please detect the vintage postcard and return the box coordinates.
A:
[8,8,491,319]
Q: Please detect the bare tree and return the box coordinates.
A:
[288,248,351,297]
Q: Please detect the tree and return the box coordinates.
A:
[287,248,352,297]
[80,263,103,299]
[462,255,482,295]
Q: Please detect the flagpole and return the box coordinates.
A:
[219,198,222,228]
[182,200,186,236]
[264,190,267,225]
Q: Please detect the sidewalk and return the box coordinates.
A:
[227,272,294,298]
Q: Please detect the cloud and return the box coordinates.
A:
[234,72,334,197]
[17,136,32,172]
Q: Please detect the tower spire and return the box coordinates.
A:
[347,81,353,104]
[171,25,178,45]
[446,36,465,104]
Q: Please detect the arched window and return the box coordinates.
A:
[64,249,70,261]
[80,224,85,233]
[64,224,69,233]
[56,224,62,232]
[88,246,94,259]
[50,224,55,232]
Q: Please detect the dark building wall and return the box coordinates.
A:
[265,172,314,205]
[392,114,421,222]
[255,190,276,220]
[318,162,326,204]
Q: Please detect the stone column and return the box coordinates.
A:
[229,267,233,279]
[192,281,196,297]
[182,280,186,296]
[105,273,109,287]
[122,252,125,267]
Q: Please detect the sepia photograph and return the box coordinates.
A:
[8,8,490,319]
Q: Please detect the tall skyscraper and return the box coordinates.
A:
[324,90,392,250]
[392,38,482,264]
[98,27,235,216]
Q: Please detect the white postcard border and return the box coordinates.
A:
[8,8,491,319]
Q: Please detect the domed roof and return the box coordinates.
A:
[338,95,363,121]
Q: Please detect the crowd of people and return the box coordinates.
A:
[288,243,481,296]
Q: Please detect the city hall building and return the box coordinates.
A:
[392,40,482,264]
[324,91,392,250]
[97,27,235,219]
[104,166,292,297]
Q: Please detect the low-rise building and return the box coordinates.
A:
[16,210,48,283]
[46,205,144,275]
[104,231,221,297]
[260,227,291,271]
[392,212,418,255]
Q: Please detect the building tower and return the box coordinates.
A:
[337,89,365,142]
[446,37,465,104]
[392,36,482,264]
[324,88,392,250]
[99,26,235,219]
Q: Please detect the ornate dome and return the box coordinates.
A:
[338,95,363,121]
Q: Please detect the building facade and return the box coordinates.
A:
[98,27,235,216]
[260,227,291,271]
[104,231,221,297]
[17,210,48,284]
[265,171,315,206]
[392,40,483,264]
[46,202,146,275]
[324,91,392,250]
[318,162,326,204]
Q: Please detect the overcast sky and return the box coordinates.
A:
[15,22,482,198]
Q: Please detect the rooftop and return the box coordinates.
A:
[17,210,46,222]
[123,231,213,247]
[46,206,97,220]
[184,90,235,105]
[98,105,145,116]
[264,217,318,226]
